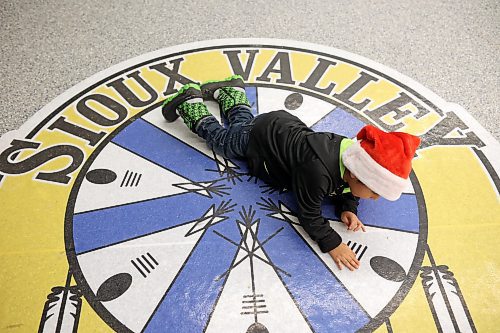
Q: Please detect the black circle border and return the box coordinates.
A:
[64,78,429,333]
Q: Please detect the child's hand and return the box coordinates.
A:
[328,243,360,271]
[341,211,366,232]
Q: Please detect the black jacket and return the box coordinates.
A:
[245,110,359,252]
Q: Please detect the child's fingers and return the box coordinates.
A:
[346,220,353,230]
[361,224,366,232]
[335,259,342,270]
[341,257,355,271]
[350,219,357,230]
[351,256,360,267]
[348,257,359,269]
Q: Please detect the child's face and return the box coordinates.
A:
[344,170,380,200]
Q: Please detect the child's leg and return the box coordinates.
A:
[201,75,253,125]
[197,75,255,159]
[196,114,253,160]
[226,105,254,128]
[162,82,252,160]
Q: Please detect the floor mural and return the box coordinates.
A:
[0,39,498,332]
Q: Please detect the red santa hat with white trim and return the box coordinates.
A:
[342,125,421,201]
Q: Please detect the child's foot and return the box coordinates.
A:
[200,75,245,99]
[200,75,251,116]
[161,83,212,133]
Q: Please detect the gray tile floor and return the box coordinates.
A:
[1,0,498,140]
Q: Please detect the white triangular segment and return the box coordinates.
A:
[77,221,203,333]
[271,212,285,221]
[256,87,336,126]
[291,218,419,318]
[251,223,258,235]
[214,154,238,174]
[237,221,248,236]
[187,207,225,235]
[175,181,214,197]
[142,103,221,158]
[178,183,200,190]
[236,221,258,253]
[271,211,296,222]
[205,245,313,333]
[270,204,299,224]
[212,215,225,224]
[75,142,191,213]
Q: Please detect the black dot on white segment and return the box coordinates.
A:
[370,256,407,282]
[86,168,117,185]
[246,322,269,333]
[284,93,303,110]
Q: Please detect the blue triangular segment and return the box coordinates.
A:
[321,194,420,233]
[257,215,371,332]
[73,193,218,254]
[143,215,241,333]
[357,194,420,233]
[112,118,218,182]
[311,107,365,138]
[245,86,258,116]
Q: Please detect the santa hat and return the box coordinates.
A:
[342,125,421,201]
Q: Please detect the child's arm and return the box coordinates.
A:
[295,191,360,270]
[292,169,342,253]
[292,168,360,270]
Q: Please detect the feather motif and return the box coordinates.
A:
[39,272,82,333]
[421,246,476,333]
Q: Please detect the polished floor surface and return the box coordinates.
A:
[0,2,499,333]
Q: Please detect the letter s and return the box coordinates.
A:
[0,139,84,184]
